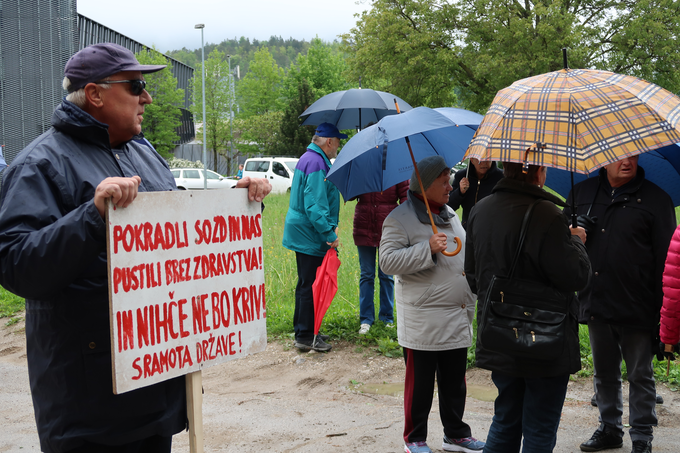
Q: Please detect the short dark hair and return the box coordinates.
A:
[503,162,543,184]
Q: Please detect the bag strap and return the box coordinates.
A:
[508,199,543,279]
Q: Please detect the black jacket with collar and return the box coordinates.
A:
[564,167,676,330]
[447,162,503,229]
[465,178,591,377]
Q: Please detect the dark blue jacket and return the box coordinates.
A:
[0,100,186,452]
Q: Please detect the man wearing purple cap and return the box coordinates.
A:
[0,43,270,453]
[283,122,347,352]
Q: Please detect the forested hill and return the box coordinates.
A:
[167,36,342,77]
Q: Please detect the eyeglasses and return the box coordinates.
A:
[95,79,147,96]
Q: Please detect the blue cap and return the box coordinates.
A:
[315,122,348,139]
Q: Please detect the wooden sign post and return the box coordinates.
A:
[186,370,204,452]
[106,189,267,452]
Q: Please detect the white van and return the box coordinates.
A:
[242,157,299,194]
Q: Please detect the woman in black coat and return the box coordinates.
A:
[464,162,591,453]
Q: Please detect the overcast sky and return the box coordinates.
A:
[77,0,372,54]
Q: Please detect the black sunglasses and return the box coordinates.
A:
[95,79,146,95]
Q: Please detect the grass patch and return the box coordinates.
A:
[263,193,397,356]
[0,285,25,325]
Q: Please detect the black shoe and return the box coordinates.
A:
[591,394,597,406]
[580,429,623,452]
[317,332,330,341]
[294,337,332,352]
[656,394,663,405]
[631,440,652,453]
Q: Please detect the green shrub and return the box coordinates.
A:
[167,157,205,169]
[0,286,25,325]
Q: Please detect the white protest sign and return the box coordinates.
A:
[106,189,267,394]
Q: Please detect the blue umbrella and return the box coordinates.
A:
[545,142,680,206]
[299,89,413,130]
[326,106,483,201]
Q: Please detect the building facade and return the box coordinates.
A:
[0,0,195,165]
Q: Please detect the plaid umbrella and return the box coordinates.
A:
[466,68,680,173]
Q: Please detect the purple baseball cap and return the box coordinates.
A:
[64,43,167,93]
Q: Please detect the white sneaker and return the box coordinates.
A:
[358,323,371,335]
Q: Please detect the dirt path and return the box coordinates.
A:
[1,318,679,452]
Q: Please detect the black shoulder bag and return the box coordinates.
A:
[478,199,570,361]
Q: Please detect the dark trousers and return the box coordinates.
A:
[66,435,172,453]
[484,372,570,453]
[293,252,324,341]
[589,322,656,442]
[402,347,471,443]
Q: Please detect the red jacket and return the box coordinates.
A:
[353,181,409,248]
[661,225,680,344]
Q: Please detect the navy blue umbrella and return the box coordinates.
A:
[545,142,680,206]
[299,89,413,131]
[326,106,483,201]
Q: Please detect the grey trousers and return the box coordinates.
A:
[588,322,657,442]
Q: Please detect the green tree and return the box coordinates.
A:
[190,48,235,174]
[290,37,349,98]
[135,48,184,159]
[342,0,680,112]
[235,111,285,156]
[275,38,350,151]
[237,47,285,117]
[277,77,317,156]
[167,48,199,68]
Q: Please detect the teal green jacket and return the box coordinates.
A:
[282,143,340,257]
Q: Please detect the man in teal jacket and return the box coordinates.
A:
[283,122,345,352]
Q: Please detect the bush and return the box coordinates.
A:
[167,158,205,169]
[0,286,24,325]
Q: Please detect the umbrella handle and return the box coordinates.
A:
[402,134,463,257]
[430,222,462,257]
[442,237,462,257]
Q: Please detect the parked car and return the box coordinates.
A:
[171,168,238,190]
[242,157,299,194]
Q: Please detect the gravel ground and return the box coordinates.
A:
[1,318,679,453]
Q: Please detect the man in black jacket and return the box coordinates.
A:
[447,159,503,229]
[565,156,676,453]
[0,43,270,453]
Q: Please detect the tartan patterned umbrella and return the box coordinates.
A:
[465,68,680,174]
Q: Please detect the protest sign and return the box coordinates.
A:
[106,189,266,394]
